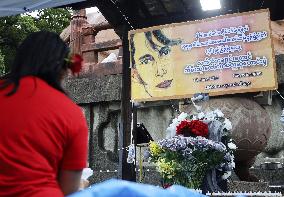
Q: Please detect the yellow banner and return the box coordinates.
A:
[129,9,277,102]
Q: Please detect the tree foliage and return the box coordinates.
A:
[33,8,72,34]
[0,15,39,72]
[0,49,4,75]
[0,8,71,73]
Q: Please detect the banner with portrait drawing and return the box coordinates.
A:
[129,9,277,102]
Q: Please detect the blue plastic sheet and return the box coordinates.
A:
[68,179,206,197]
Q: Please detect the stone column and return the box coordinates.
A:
[82,27,98,64]
[70,9,87,55]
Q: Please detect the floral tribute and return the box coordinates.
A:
[146,94,236,189]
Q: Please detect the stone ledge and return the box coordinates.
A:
[63,74,122,104]
[228,181,269,193]
[250,168,284,185]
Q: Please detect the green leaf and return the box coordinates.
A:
[0,8,72,73]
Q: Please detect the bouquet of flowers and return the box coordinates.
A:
[146,95,236,189]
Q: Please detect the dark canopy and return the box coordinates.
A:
[2,0,283,37]
[69,0,284,37]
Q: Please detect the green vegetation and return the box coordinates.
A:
[0,49,4,75]
[0,8,71,75]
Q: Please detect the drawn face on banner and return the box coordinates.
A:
[130,10,277,102]
[130,29,181,98]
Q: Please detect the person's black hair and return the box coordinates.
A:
[145,31,161,52]
[0,30,70,96]
[145,30,182,57]
[130,34,136,69]
[152,30,182,46]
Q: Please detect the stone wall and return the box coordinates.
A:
[63,76,177,184]
[63,54,284,184]
[255,98,284,166]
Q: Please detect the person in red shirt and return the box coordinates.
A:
[0,31,88,197]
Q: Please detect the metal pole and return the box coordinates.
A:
[118,25,136,181]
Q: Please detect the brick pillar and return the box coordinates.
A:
[82,26,98,69]
[70,9,87,55]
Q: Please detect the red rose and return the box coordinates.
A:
[70,54,83,74]
[176,120,191,135]
[176,120,208,137]
[188,120,208,137]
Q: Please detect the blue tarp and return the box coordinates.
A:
[0,0,86,17]
[68,179,206,197]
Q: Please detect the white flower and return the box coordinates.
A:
[228,142,237,150]
[231,161,235,168]
[166,113,188,138]
[194,104,202,112]
[223,118,232,130]
[204,111,215,121]
[213,109,224,118]
[173,117,180,124]
[166,125,176,138]
[197,112,205,119]
[191,94,203,101]
[177,112,188,121]
[221,171,231,180]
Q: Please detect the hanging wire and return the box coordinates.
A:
[109,0,134,30]
[170,100,181,114]
[276,90,284,101]
[97,168,153,173]
[276,90,284,133]
[260,0,265,8]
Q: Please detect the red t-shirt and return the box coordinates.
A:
[0,76,88,197]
